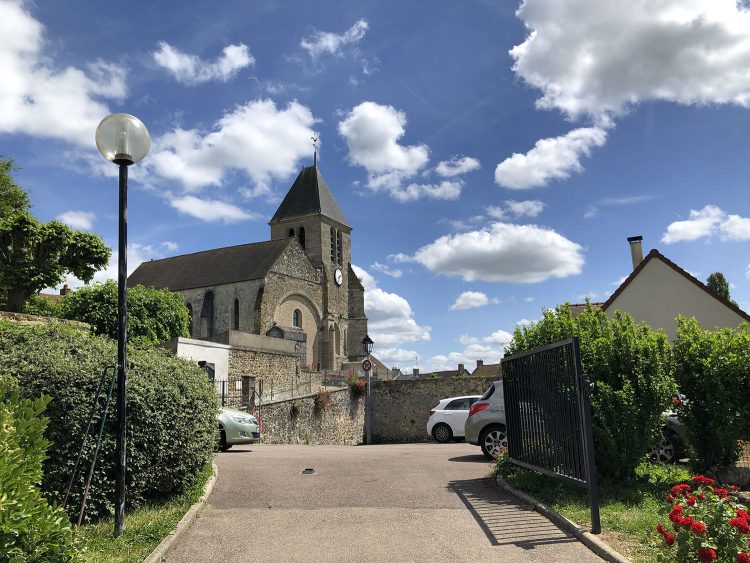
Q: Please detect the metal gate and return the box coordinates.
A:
[501,336,600,533]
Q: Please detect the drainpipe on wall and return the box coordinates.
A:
[627,236,644,270]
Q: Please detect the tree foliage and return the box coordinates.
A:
[0,155,30,218]
[60,280,190,345]
[706,272,731,301]
[0,321,217,522]
[673,317,750,469]
[0,212,110,312]
[506,303,675,478]
[0,376,79,561]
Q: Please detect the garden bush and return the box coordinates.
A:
[0,376,79,561]
[506,304,675,478]
[673,317,750,469]
[0,320,217,522]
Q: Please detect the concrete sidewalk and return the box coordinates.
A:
[165,443,603,562]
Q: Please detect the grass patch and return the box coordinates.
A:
[77,462,213,563]
[497,457,691,563]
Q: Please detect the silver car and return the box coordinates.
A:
[464,381,507,460]
[217,407,260,451]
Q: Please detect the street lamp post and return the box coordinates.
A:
[95,114,150,537]
[362,335,374,445]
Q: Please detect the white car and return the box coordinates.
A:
[427,395,481,443]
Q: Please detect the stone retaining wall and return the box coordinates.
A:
[370,377,497,443]
[257,387,365,445]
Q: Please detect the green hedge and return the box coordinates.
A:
[506,304,675,478]
[673,317,750,468]
[0,321,217,522]
[0,377,79,561]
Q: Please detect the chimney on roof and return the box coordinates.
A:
[627,236,644,270]
[60,284,71,296]
[476,359,484,369]
[458,363,464,373]
[412,368,419,377]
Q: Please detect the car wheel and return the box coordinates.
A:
[650,431,679,463]
[218,427,231,451]
[432,423,453,443]
[480,425,507,460]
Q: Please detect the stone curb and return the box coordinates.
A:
[143,462,218,563]
[495,474,632,563]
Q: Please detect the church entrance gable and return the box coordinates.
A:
[272,293,321,370]
[268,240,321,283]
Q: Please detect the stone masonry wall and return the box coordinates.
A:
[370,378,497,443]
[257,387,365,445]
[226,347,298,408]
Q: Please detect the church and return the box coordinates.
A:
[129,163,368,372]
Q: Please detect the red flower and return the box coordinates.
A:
[687,496,697,506]
[738,509,750,521]
[681,516,694,529]
[664,533,676,546]
[732,485,740,491]
[691,521,708,535]
[730,517,750,534]
[738,553,750,563]
[715,488,730,498]
[697,547,717,561]
[699,493,707,501]
[673,397,682,406]
[671,484,692,496]
[694,475,715,486]
[657,524,666,536]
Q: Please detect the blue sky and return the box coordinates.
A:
[3,0,750,371]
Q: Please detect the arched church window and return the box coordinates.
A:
[202,291,215,337]
[233,298,240,330]
[293,309,302,328]
[186,303,193,337]
[289,228,295,238]
[299,227,305,249]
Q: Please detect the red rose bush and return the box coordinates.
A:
[656,475,749,562]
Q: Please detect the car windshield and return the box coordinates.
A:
[479,384,495,401]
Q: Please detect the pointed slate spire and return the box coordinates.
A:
[269,166,351,229]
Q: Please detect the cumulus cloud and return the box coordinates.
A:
[149,99,317,193]
[371,262,402,278]
[487,199,545,220]
[435,156,481,177]
[339,101,454,201]
[425,329,513,372]
[450,291,497,311]
[55,211,95,230]
[301,19,368,59]
[495,127,607,189]
[516,318,534,327]
[351,265,431,346]
[661,205,750,244]
[168,195,259,223]
[410,222,584,283]
[152,41,254,85]
[0,0,126,146]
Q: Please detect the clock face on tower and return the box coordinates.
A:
[334,268,343,286]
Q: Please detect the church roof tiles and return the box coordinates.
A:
[128,238,292,291]
[269,165,351,229]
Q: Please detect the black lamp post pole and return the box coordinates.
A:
[114,160,130,537]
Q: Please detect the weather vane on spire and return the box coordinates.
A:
[311,133,318,168]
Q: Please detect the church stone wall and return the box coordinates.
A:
[180,279,264,339]
[226,346,298,407]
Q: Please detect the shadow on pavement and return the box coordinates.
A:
[447,454,489,463]
[448,477,580,550]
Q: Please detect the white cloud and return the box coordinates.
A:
[0,1,126,146]
[371,262,402,278]
[161,241,179,252]
[661,205,750,244]
[495,127,607,189]
[351,265,430,346]
[584,194,658,219]
[450,291,495,311]
[425,328,513,372]
[301,19,368,59]
[168,195,259,223]
[149,99,317,193]
[487,199,546,220]
[410,222,584,283]
[523,297,535,303]
[511,0,750,120]
[152,41,254,85]
[55,211,95,230]
[340,101,447,201]
[435,156,481,177]
[516,318,534,327]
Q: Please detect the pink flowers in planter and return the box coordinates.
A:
[656,475,749,561]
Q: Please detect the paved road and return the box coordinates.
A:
[166,443,603,563]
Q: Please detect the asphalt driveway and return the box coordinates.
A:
[166,442,603,562]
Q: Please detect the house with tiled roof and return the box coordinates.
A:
[598,236,750,339]
[471,359,501,378]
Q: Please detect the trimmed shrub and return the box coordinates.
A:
[0,320,217,522]
[506,304,674,478]
[673,317,750,469]
[59,281,189,345]
[0,376,79,561]
[23,295,63,318]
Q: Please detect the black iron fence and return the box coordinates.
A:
[501,336,600,534]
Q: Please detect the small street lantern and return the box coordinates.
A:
[362,334,374,357]
[95,113,150,537]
